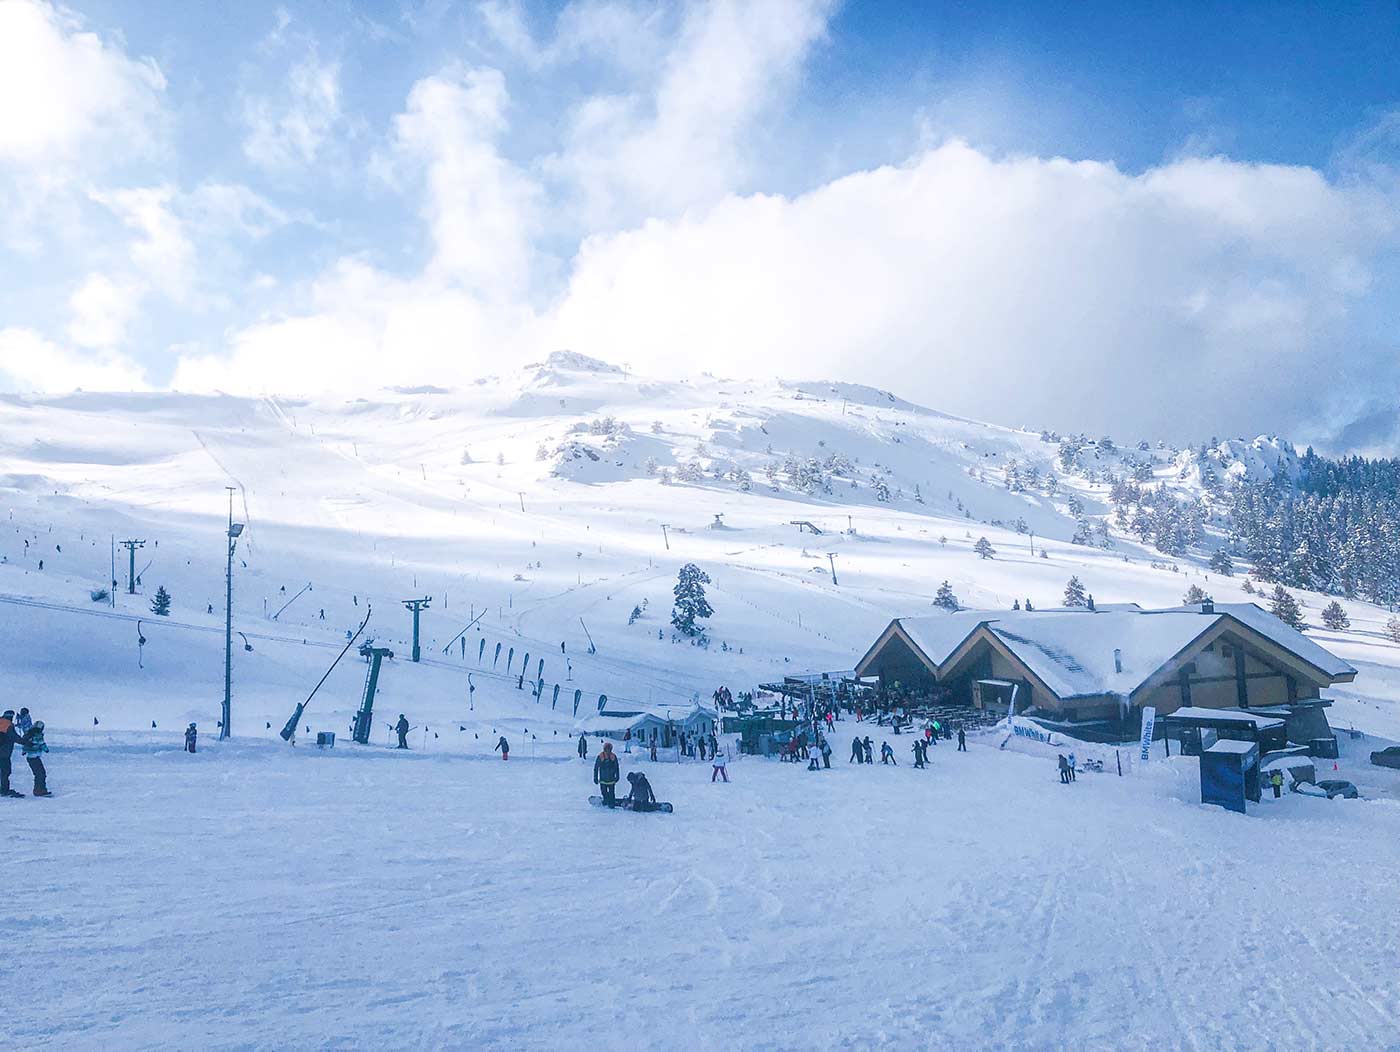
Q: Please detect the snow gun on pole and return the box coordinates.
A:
[280,606,372,742]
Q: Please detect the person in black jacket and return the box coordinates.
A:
[577,734,589,759]
[395,714,410,749]
[626,771,656,811]
[184,723,197,754]
[957,726,967,752]
[593,741,620,806]
[0,710,22,797]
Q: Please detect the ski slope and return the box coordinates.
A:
[3,356,1400,1049]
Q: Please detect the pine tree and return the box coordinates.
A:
[1387,615,1400,643]
[1268,585,1305,630]
[973,537,996,560]
[1321,601,1350,631]
[933,581,960,611]
[1063,576,1088,607]
[1183,584,1211,605]
[1208,548,1233,576]
[151,586,172,616]
[671,563,713,637]
[1241,578,1255,594]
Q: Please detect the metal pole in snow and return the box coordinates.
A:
[827,553,839,586]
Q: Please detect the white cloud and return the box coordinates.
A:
[547,143,1394,438]
[241,49,343,171]
[389,66,541,296]
[548,0,834,227]
[0,328,147,392]
[89,186,194,298]
[0,0,165,169]
[67,273,139,349]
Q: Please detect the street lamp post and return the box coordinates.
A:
[222,488,245,740]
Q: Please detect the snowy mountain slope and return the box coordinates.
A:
[2,352,1400,741]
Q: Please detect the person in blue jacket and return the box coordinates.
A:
[22,720,49,797]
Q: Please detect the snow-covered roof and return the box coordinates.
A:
[1206,739,1259,756]
[864,602,1356,702]
[1160,707,1285,730]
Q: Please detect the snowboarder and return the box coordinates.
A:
[1269,769,1284,798]
[862,736,874,764]
[626,770,657,811]
[395,714,410,749]
[0,710,22,797]
[495,735,510,760]
[1057,754,1070,784]
[22,721,48,796]
[711,744,729,782]
[880,741,896,765]
[577,735,589,759]
[957,726,967,752]
[184,723,197,754]
[849,738,864,764]
[593,741,620,806]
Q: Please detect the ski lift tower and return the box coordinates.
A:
[402,597,432,662]
[352,643,395,744]
[222,488,245,740]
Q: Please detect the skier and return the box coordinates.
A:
[184,723,197,754]
[577,734,589,759]
[711,743,729,782]
[912,740,925,768]
[593,741,620,806]
[807,744,821,771]
[1269,769,1284,799]
[957,726,967,752]
[626,770,657,811]
[1057,754,1070,784]
[22,721,49,796]
[862,736,874,764]
[395,714,410,749]
[930,719,941,745]
[849,738,864,764]
[880,741,896,765]
[495,735,510,760]
[0,710,22,797]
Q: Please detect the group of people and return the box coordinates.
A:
[1,708,49,798]
[1057,753,1078,783]
[591,741,663,809]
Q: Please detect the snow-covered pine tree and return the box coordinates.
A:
[973,536,996,559]
[151,586,172,616]
[1268,585,1305,630]
[1183,584,1211,605]
[933,581,959,611]
[1241,578,1255,594]
[1321,601,1350,631]
[671,563,713,637]
[1063,576,1088,607]
[1208,548,1234,576]
[1387,615,1400,643]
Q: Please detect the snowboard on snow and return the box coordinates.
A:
[589,795,673,813]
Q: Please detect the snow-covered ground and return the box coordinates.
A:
[11,724,1400,1049]
[3,356,1400,1048]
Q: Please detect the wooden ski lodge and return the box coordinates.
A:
[853,602,1356,736]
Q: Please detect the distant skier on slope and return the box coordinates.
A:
[880,741,896,765]
[577,735,589,759]
[957,726,967,751]
[593,741,620,806]
[625,770,657,811]
[711,744,729,782]
[495,735,510,760]
[395,714,410,749]
[185,723,197,754]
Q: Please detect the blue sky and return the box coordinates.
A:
[2,0,1399,448]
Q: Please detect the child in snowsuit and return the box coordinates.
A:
[495,736,510,760]
[22,721,49,796]
[912,740,925,768]
[593,742,620,806]
[185,723,197,753]
[1270,769,1284,798]
[16,708,32,736]
[711,746,729,782]
[863,737,874,764]
[880,741,896,765]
